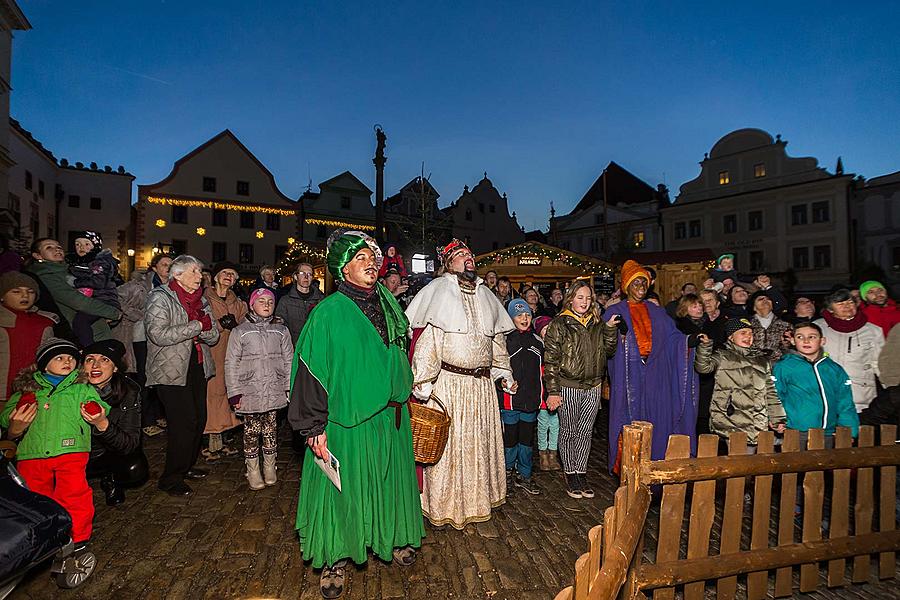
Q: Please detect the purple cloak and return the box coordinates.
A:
[605,300,699,472]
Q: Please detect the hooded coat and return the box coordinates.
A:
[224,313,293,414]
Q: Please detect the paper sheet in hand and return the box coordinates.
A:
[314,452,342,492]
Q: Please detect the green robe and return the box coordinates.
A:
[289,290,424,568]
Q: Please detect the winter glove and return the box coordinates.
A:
[617,318,629,336]
[199,314,212,331]
[228,394,242,408]
[687,333,702,348]
[219,314,238,330]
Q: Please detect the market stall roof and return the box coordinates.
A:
[475,242,614,281]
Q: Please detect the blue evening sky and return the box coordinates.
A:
[12,1,900,232]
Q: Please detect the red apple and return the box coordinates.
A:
[15,392,37,410]
[83,401,103,416]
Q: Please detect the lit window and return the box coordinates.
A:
[632,231,646,248]
[719,171,730,185]
[754,163,766,178]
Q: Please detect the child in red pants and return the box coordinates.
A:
[0,338,109,551]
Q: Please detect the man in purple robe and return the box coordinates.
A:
[604,260,699,473]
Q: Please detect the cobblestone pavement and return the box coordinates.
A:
[10,421,900,600]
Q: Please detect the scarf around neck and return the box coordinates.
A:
[338,280,408,349]
[822,308,868,333]
[168,279,205,321]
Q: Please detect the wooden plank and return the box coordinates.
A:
[827,427,852,587]
[635,529,900,590]
[747,431,774,600]
[592,485,651,600]
[574,552,590,600]
[652,435,691,600]
[603,505,616,565]
[853,426,875,583]
[775,428,799,597]
[716,432,748,600]
[644,444,900,484]
[624,424,654,600]
[586,525,602,597]
[879,425,897,580]
[800,428,825,592]
[684,434,720,600]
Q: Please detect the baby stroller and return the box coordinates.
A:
[0,444,96,597]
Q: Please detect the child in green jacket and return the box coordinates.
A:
[0,338,109,553]
[774,321,859,447]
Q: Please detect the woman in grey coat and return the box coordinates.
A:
[225,287,293,490]
[144,255,219,496]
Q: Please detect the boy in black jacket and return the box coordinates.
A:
[498,299,544,495]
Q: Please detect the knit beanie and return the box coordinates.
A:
[533,315,553,334]
[0,271,39,300]
[249,287,275,307]
[620,260,651,290]
[36,337,81,372]
[507,298,532,318]
[859,280,884,301]
[725,318,753,339]
[74,230,103,249]
[716,253,735,268]
[82,339,127,373]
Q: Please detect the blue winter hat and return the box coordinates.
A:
[507,298,532,318]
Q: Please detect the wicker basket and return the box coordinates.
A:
[409,394,451,464]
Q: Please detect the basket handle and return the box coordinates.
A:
[427,393,447,415]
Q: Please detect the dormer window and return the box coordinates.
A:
[754,163,766,178]
[718,171,730,185]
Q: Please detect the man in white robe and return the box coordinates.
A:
[406,239,516,529]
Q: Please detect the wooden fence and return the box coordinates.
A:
[555,421,900,600]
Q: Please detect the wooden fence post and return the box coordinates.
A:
[853,426,875,583]
[879,425,897,580]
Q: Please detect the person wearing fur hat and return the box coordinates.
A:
[81,339,149,506]
[225,287,293,490]
[605,259,700,472]
[288,230,423,599]
[859,280,900,337]
[0,338,110,556]
[202,261,246,461]
[695,319,786,449]
[749,289,793,363]
[0,271,56,413]
[406,238,516,529]
[67,231,124,346]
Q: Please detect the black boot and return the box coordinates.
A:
[100,474,125,506]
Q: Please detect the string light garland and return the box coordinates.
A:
[476,243,614,276]
[275,239,327,275]
[146,195,295,216]
[304,217,376,232]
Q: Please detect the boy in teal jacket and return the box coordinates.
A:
[0,338,109,552]
[774,322,859,446]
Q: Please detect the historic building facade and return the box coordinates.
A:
[135,130,297,277]
[662,128,854,292]
[445,174,525,254]
[8,119,133,262]
[384,175,452,258]
[549,161,667,259]
[0,1,29,242]
[297,170,375,244]
[852,170,900,294]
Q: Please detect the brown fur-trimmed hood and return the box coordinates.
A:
[12,364,89,394]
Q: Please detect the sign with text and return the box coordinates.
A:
[518,255,542,266]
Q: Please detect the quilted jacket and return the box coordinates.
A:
[144,284,219,386]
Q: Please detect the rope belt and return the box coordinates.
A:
[440,361,491,379]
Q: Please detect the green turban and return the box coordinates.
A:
[326,230,407,348]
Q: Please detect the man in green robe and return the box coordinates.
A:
[288,230,424,599]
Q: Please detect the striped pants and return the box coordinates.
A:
[558,385,603,474]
